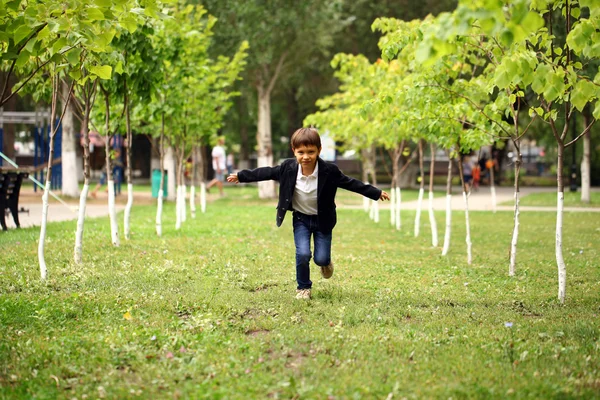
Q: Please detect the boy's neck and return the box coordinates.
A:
[301,161,317,176]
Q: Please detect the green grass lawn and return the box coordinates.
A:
[1,193,599,398]
[501,191,600,208]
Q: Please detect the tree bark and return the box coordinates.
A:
[124,86,134,240]
[156,114,165,237]
[509,146,522,277]
[414,140,425,237]
[256,84,276,198]
[580,106,592,203]
[61,82,79,197]
[74,81,96,264]
[456,151,472,265]
[428,143,438,247]
[103,90,119,247]
[441,152,453,256]
[556,140,566,304]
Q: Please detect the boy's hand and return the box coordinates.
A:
[379,191,390,201]
[227,173,239,184]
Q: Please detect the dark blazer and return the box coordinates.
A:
[237,158,382,233]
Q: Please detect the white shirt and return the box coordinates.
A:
[292,162,318,215]
[211,145,226,171]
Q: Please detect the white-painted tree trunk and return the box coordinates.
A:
[156,191,163,237]
[200,182,206,213]
[190,185,196,218]
[395,187,401,230]
[256,89,276,199]
[182,184,187,222]
[556,191,566,303]
[442,155,453,256]
[107,180,119,246]
[363,185,370,213]
[61,149,79,196]
[61,84,79,197]
[509,191,520,276]
[581,130,591,203]
[369,199,375,220]
[373,199,379,223]
[463,191,472,265]
[74,184,89,264]
[38,182,50,280]
[390,187,396,226]
[124,183,133,240]
[414,187,424,237]
[441,194,452,256]
[165,147,176,201]
[428,191,438,247]
[176,185,182,230]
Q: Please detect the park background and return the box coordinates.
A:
[1,0,600,398]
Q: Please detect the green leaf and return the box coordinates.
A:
[593,102,600,120]
[36,25,51,41]
[65,47,82,65]
[94,0,112,7]
[15,50,30,68]
[571,79,597,111]
[86,7,105,21]
[13,25,31,45]
[114,60,123,74]
[89,65,112,80]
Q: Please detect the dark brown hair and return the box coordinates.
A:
[290,127,321,149]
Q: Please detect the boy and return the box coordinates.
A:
[227,127,390,300]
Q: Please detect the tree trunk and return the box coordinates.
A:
[457,152,472,265]
[256,85,276,199]
[190,146,197,219]
[156,114,165,237]
[441,153,453,256]
[124,86,134,240]
[489,162,497,213]
[61,83,79,197]
[428,143,438,247]
[165,146,176,201]
[74,82,95,264]
[103,91,119,247]
[556,141,566,304]
[581,107,591,203]
[390,143,403,228]
[509,147,522,277]
[414,140,425,237]
[38,79,60,280]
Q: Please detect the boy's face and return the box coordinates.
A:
[293,144,321,168]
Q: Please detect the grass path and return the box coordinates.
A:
[1,196,599,398]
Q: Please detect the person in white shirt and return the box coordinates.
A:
[227,127,390,300]
[207,137,226,197]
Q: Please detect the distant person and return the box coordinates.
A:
[472,164,481,191]
[226,152,235,175]
[91,149,122,198]
[227,127,390,300]
[207,137,226,197]
[462,155,474,192]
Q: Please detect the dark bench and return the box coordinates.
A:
[0,172,29,230]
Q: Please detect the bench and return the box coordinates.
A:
[0,172,29,230]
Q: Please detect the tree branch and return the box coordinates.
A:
[266,51,288,95]
[565,118,596,148]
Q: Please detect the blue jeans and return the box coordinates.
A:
[293,212,332,289]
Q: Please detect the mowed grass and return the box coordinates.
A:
[1,189,599,399]
[501,190,600,208]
